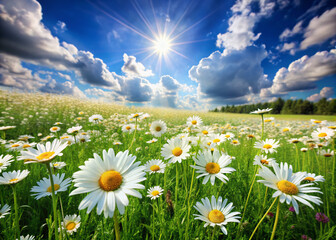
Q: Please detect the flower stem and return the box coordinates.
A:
[175,163,179,207]
[113,211,121,240]
[249,197,278,240]
[11,185,20,238]
[127,118,137,151]
[270,199,280,240]
[46,163,59,240]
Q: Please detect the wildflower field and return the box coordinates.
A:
[0,91,335,240]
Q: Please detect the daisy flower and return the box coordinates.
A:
[150,120,167,137]
[51,162,67,169]
[113,141,123,145]
[288,138,300,144]
[5,142,22,151]
[89,114,103,124]
[223,132,235,141]
[122,124,135,133]
[264,117,275,123]
[191,150,235,185]
[30,173,72,200]
[198,126,214,138]
[186,116,203,128]
[310,119,327,125]
[282,127,291,133]
[21,142,36,150]
[128,112,143,119]
[253,155,278,167]
[18,235,35,240]
[60,134,75,145]
[0,204,10,218]
[54,122,63,125]
[140,113,150,120]
[146,138,158,144]
[61,214,81,235]
[0,126,16,131]
[19,139,67,164]
[208,134,225,145]
[76,134,91,143]
[161,137,191,163]
[147,186,164,200]
[254,139,280,154]
[50,126,61,132]
[311,127,334,140]
[0,170,30,185]
[257,162,322,214]
[318,149,334,157]
[70,149,146,218]
[193,196,241,235]
[301,173,325,184]
[0,154,14,173]
[250,108,272,114]
[144,159,166,174]
[67,126,83,135]
[18,135,34,141]
[230,139,240,145]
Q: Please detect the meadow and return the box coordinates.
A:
[0,90,335,240]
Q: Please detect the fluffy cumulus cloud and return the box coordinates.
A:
[279,21,303,41]
[189,46,271,104]
[307,87,334,102]
[39,80,85,98]
[216,0,275,50]
[262,49,336,96]
[301,7,336,49]
[121,54,153,77]
[0,0,120,90]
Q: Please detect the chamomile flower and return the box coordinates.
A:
[208,134,225,145]
[301,173,325,184]
[187,116,203,128]
[191,150,235,185]
[18,235,35,240]
[198,126,214,138]
[253,155,278,167]
[113,141,123,145]
[250,108,272,114]
[50,126,61,132]
[319,149,334,157]
[0,170,30,185]
[0,126,16,131]
[257,162,322,214]
[76,134,91,143]
[30,173,71,200]
[128,112,143,119]
[289,138,301,144]
[60,134,75,145]
[18,135,34,142]
[144,159,166,174]
[70,149,146,218]
[147,186,164,200]
[0,154,14,173]
[161,137,191,163]
[122,124,135,133]
[310,119,327,126]
[312,127,334,140]
[61,214,81,235]
[193,195,241,235]
[282,127,291,133]
[223,132,235,141]
[5,142,22,151]
[254,139,280,154]
[146,138,158,144]
[264,117,275,123]
[230,139,240,145]
[51,162,67,169]
[67,126,83,135]
[89,114,103,124]
[0,204,10,218]
[19,139,67,164]
[150,120,167,137]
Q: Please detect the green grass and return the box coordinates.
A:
[0,91,335,240]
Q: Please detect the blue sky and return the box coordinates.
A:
[0,0,335,110]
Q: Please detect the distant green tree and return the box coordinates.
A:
[271,98,284,114]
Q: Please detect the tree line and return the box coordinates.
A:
[210,98,336,115]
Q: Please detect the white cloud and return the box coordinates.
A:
[58,72,71,81]
[279,20,303,41]
[277,42,297,55]
[307,87,334,102]
[39,79,85,98]
[265,49,336,94]
[189,46,270,104]
[54,21,67,33]
[301,7,336,49]
[121,54,153,78]
[216,0,275,50]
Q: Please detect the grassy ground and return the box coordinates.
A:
[0,91,335,240]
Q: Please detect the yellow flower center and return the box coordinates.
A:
[328,126,336,129]
[54,163,59,167]
[260,159,269,165]
[324,153,332,157]
[263,144,272,149]
[208,209,225,223]
[9,178,18,183]
[282,128,289,132]
[80,138,86,143]
[202,130,208,135]
[264,119,271,122]
[292,140,299,143]
[191,120,197,125]
[77,117,82,120]
[98,170,123,191]
[22,144,31,148]
[66,222,76,231]
[79,112,84,115]
[213,139,220,143]
[151,190,160,196]
[318,132,327,138]
[277,180,299,195]
[11,144,20,148]
[134,114,139,117]
[36,152,55,161]
[150,165,160,171]
[47,184,60,193]
[225,135,230,138]
[205,162,220,174]
[93,118,98,121]
[304,177,315,182]
[51,127,58,131]
[232,140,238,144]
[248,134,255,138]
[314,120,321,123]
[61,136,69,139]
[126,126,131,130]
[155,126,162,132]
[172,147,183,157]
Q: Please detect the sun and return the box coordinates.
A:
[153,36,172,55]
